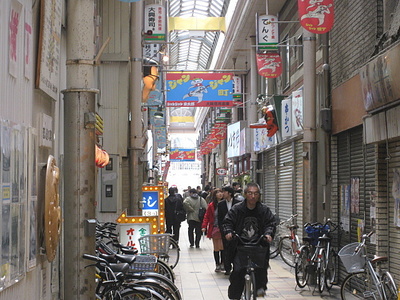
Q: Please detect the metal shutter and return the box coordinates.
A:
[263,149,277,213]
[277,142,294,220]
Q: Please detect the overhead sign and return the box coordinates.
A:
[298,0,334,34]
[216,168,227,176]
[144,4,166,41]
[170,149,196,161]
[257,15,279,50]
[166,73,234,107]
[256,53,282,78]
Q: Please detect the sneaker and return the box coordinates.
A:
[219,264,225,271]
[256,288,265,297]
[189,245,194,248]
[214,265,221,272]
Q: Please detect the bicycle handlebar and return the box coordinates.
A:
[234,233,267,246]
[354,231,375,253]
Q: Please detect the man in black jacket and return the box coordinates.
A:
[222,182,276,300]
[217,185,242,275]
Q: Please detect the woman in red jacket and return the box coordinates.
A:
[202,188,224,272]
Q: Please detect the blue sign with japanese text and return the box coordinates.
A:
[142,191,159,216]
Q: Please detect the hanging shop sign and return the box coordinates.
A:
[170,149,196,161]
[232,76,243,104]
[257,15,279,50]
[95,145,110,168]
[227,121,247,158]
[281,98,293,139]
[292,89,304,132]
[256,53,282,78]
[216,168,227,176]
[144,4,166,41]
[298,0,334,34]
[154,126,167,149]
[166,72,234,107]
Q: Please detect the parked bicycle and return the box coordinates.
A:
[83,253,167,300]
[235,233,269,300]
[270,214,300,268]
[295,219,340,293]
[339,231,397,300]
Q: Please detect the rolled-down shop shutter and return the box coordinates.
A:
[263,148,277,213]
[277,142,295,220]
[337,126,375,247]
[387,139,400,278]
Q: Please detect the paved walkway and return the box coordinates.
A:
[173,222,341,299]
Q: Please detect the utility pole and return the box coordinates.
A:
[63,0,97,299]
[302,29,318,223]
[129,1,144,215]
[249,36,258,181]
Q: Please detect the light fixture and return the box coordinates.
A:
[154,106,164,119]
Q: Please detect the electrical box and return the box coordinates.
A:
[320,108,332,133]
[100,154,118,212]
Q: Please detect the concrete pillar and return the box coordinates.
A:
[302,30,318,223]
[63,0,97,299]
[129,2,144,214]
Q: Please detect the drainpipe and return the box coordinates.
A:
[129,2,144,214]
[63,0,97,298]
[302,30,318,223]
[249,36,258,181]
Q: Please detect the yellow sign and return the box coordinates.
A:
[116,211,159,234]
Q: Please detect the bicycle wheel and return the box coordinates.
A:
[295,246,310,288]
[242,272,257,300]
[155,260,175,283]
[120,286,165,300]
[131,279,176,300]
[316,249,326,293]
[159,238,180,269]
[341,271,376,299]
[125,272,181,300]
[381,271,398,300]
[325,248,337,290]
[269,235,280,259]
[279,236,296,267]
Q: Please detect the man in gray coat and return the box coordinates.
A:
[183,188,207,248]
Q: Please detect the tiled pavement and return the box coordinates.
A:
[173,222,341,299]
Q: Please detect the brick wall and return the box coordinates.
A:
[330,0,379,88]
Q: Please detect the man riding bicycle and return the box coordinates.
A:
[222,182,276,300]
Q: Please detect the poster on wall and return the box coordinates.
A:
[369,191,377,244]
[9,0,23,78]
[340,184,350,232]
[351,177,360,214]
[36,0,62,100]
[393,169,400,227]
[24,7,33,80]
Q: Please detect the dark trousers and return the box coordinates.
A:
[221,237,232,272]
[187,220,202,247]
[228,253,268,299]
[166,222,181,242]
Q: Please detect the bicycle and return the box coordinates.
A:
[270,214,300,268]
[339,231,398,300]
[295,219,340,293]
[235,234,269,300]
[83,253,167,300]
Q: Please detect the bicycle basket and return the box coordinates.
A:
[138,234,171,255]
[338,242,366,273]
[236,246,269,270]
[305,225,330,246]
[131,254,157,271]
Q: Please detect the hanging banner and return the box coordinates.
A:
[170,149,196,161]
[281,98,292,139]
[256,53,282,78]
[144,4,166,41]
[154,126,167,148]
[257,15,279,50]
[166,73,234,107]
[298,0,334,34]
[292,89,304,132]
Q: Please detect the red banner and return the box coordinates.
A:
[256,53,282,78]
[298,0,334,34]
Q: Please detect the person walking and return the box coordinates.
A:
[217,185,242,275]
[222,182,276,300]
[201,188,224,272]
[183,188,207,248]
[165,187,184,242]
